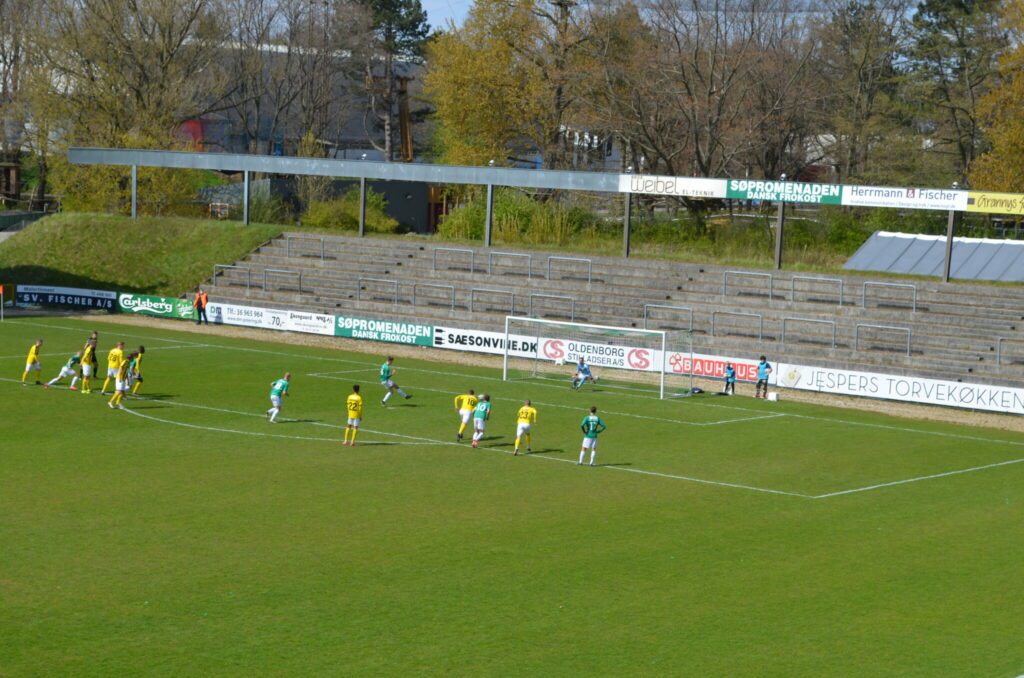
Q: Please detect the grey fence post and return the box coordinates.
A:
[131,165,138,219]
[358,177,367,237]
[623,192,632,258]
[484,184,494,248]
[243,170,250,225]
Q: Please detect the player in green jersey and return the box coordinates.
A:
[44,351,82,390]
[379,357,411,405]
[471,394,491,448]
[266,372,290,423]
[578,406,607,466]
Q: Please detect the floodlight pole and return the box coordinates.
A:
[130,165,138,219]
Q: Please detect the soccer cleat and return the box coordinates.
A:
[405,394,412,400]
[108,402,115,408]
[117,404,124,410]
[82,389,91,394]
[589,462,595,466]
[21,382,26,386]
[513,449,518,456]
[471,441,478,448]
[527,447,531,452]
[457,434,462,441]
[34,381,41,385]
[69,386,78,391]
[381,399,386,406]
[43,384,49,389]
[349,442,356,447]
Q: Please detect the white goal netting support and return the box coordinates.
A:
[501,316,694,399]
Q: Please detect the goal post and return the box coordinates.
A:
[502,316,695,399]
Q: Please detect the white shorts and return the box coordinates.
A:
[459,409,473,424]
[473,418,487,432]
[382,379,396,389]
[347,417,361,427]
[516,422,532,437]
[270,395,282,408]
[107,367,118,378]
[115,380,127,392]
[58,366,78,379]
[82,364,94,377]
[25,362,40,372]
[581,437,599,450]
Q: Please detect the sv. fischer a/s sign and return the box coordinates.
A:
[17,285,117,310]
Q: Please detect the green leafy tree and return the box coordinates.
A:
[360,0,430,161]
[969,0,1024,191]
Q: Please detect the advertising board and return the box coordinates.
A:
[16,285,117,311]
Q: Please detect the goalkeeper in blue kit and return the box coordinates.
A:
[571,357,599,390]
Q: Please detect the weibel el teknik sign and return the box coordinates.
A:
[727,179,843,204]
[619,174,727,199]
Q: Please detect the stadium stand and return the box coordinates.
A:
[205,233,1024,387]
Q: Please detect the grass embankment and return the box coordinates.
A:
[0,213,281,296]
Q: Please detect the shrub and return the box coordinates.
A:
[302,187,400,234]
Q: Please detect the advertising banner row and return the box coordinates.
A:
[617,173,1022,215]
[15,285,1022,414]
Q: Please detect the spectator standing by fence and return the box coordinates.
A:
[194,287,209,325]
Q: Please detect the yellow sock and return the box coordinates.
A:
[344,428,351,444]
[525,434,531,448]
[22,370,29,382]
[351,428,358,443]
[515,436,521,450]
[108,394,117,406]
[132,381,141,394]
[102,378,112,393]
[458,423,467,435]
[82,377,90,391]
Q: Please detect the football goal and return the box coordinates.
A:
[502,316,694,399]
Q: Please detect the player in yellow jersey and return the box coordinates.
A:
[101,341,125,395]
[80,339,97,393]
[513,400,538,455]
[453,389,479,442]
[108,352,134,409]
[344,384,363,446]
[130,346,145,395]
[22,339,43,385]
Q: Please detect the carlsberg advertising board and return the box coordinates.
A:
[118,293,194,319]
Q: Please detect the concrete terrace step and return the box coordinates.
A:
[205,286,1024,387]
[212,263,1019,344]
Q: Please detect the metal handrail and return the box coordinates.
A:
[285,235,325,261]
[213,264,251,290]
[855,323,912,356]
[528,293,575,321]
[643,304,693,332]
[357,277,399,304]
[547,256,592,283]
[413,283,456,312]
[263,268,301,293]
[488,251,532,279]
[723,271,773,300]
[433,247,475,273]
[782,317,836,348]
[711,311,763,340]
[862,281,917,312]
[470,287,515,314]
[790,275,843,306]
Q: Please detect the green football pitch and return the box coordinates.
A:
[3,316,1024,677]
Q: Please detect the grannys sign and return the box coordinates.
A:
[118,293,194,319]
[727,179,842,204]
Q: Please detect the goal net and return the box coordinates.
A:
[502,316,694,399]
